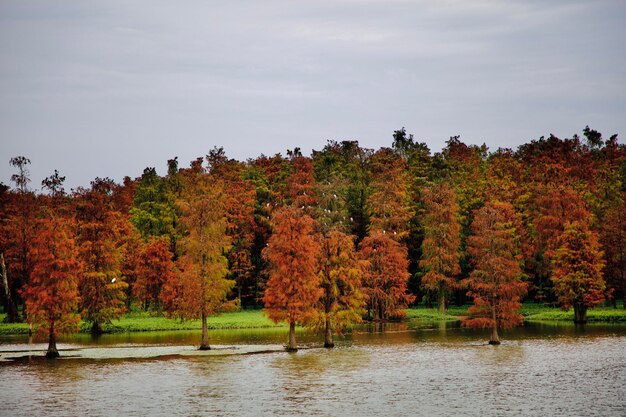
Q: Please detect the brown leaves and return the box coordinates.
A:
[263,206,322,324]
[463,201,527,330]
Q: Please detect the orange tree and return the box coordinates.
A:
[74,179,129,334]
[314,229,364,348]
[552,221,605,323]
[22,212,82,358]
[263,206,322,351]
[463,201,527,344]
[161,174,233,350]
[134,236,175,312]
[420,182,461,314]
[359,232,413,321]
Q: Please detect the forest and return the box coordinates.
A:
[1,126,624,355]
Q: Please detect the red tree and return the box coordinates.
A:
[552,221,606,323]
[464,201,527,344]
[22,213,82,358]
[359,233,413,320]
[263,206,322,351]
[134,236,175,311]
[75,179,130,334]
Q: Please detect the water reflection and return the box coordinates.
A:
[1,323,625,417]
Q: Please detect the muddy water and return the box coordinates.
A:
[1,323,625,417]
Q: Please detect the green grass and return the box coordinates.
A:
[1,302,625,336]
[98,310,283,333]
[405,305,467,321]
[0,310,283,335]
[521,302,626,322]
[405,301,626,323]
[0,318,30,335]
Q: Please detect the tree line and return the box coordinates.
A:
[1,126,624,356]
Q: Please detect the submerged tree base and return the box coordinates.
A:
[198,345,211,351]
[324,342,335,348]
[46,350,60,358]
[285,347,298,352]
[488,340,501,345]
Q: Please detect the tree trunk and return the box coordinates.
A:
[91,321,103,335]
[0,254,19,323]
[287,321,297,351]
[489,308,500,345]
[438,288,446,315]
[573,302,588,324]
[46,321,60,358]
[199,311,210,350]
[324,316,334,348]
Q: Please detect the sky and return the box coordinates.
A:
[1,0,625,190]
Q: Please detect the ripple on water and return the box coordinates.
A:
[1,328,625,416]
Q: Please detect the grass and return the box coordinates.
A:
[0,310,283,335]
[521,302,626,322]
[98,310,283,333]
[406,301,626,323]
[1,302,625,335]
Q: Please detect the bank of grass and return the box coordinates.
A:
[1,302,625,335]
[521,302,626,322]
[0,310,283,335]
[405,301,626,323]
[99,310,283,333]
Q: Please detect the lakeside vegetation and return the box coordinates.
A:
[1,127,624,353]
[2,302,625,336]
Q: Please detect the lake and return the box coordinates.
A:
[1,322,625,417]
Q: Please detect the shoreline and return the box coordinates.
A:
[1,303,625,336]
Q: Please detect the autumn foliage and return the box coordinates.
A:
[359,233,413,321]
[134,236,175,311]
[162,174,233,349]
[315,229,365,347]
[420,182,461,314]
[1,126,624,352]
[552,220,606,323]
[463,201,527,344]
[263,206,322,350]
[22,213,82,357]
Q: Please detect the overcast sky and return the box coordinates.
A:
[1,1,625,190]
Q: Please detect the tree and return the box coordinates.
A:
[162,175,233,350]
[41,169,66,198]
[552,221,606,323]
[314,229,364,348]
[130,166,180,255]
[134,236,175,311]
[21,213,81,358]
[420,182,461,314]
[463,201,527,344]
[75,178,129,334]
[1,157,37,322]
[367,148,414,240]
[599,201,626,308]
[207,149,257,308]
[359,233,413,321]
[263,206,322,351]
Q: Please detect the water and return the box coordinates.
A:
[1,322,625,417]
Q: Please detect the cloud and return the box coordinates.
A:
[0,0,624,189]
